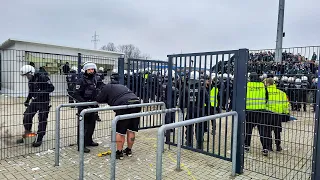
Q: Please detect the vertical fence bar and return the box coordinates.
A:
[77,53,82,74]
[118,57,125,85]
[166,56,173,144]
[233,48,249,174]
[311,64,320,180]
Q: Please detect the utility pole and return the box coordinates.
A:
[91,31,99,50]
[275,0,285,62]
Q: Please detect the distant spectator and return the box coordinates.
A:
[63,62,70,74]
[312,52,317,61]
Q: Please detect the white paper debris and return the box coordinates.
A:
[32,167,40,171]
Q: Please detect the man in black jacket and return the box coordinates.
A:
[73,62,103,153]
[18,65,55,147]
[96,83,141,160]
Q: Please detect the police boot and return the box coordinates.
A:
[32,135,43,147]
[77,146,91,153]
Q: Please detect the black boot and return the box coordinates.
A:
[78,146,90,153]
[32,136,43,147]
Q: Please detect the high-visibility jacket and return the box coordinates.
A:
[246,82,266,110]
[204,87,219,107]
[144,74,149,79]
[266,85,289,114]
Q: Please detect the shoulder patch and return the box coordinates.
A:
[76,85,80,89]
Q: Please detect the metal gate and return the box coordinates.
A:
[118,47,320,179]
[244,47,320,180]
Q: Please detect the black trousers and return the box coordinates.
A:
[185,107,205,149]
[23,101,50,139]
[245,111,272,150]
[77,110,98,146]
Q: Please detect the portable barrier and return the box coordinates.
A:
[78,102,168,180]
[155,111,238,180]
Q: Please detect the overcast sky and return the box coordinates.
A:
[0,0,319,60]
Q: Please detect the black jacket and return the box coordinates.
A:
[96,84,139,106]
[27,73,55,102]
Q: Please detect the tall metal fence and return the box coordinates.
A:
[0,50,164,160]
[118,46,320,180]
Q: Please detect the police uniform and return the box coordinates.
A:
[245,78,271,155]
[205,83,219,135]
[23,72,55,146]
[180,76,209,150]
[266,84,290,151]
[66,70,78,103]
[73,64,103,152]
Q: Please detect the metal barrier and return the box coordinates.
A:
[110,108,182,180]
[78,102,167,180]
[54,101,99,166]
[155,111,238,180]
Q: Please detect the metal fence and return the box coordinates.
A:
[117,46,320,179]
[244,46,320,179]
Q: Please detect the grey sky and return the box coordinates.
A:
[0,0,319,60]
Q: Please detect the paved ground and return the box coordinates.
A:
[0,128,273,180]
[0,96,315,179]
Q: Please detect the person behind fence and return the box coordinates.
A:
[17,65,55,147]
[264,78,290,152]
[96,83,141,160]
[245,72,271,156]
[73,62,103,153]
[66,66,78,103]
[205,74,219,136]
[180,71,209,150]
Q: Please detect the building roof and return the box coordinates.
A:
[0,38,125,56]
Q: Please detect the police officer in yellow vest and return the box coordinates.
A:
[245,72,271,156]
[264,78,290,152]
[204,75,220,136]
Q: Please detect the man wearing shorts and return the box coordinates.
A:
[96,83,141,159]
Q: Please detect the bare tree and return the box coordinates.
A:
[101,42,151,59]
[101,42,117,51]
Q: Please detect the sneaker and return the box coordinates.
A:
[116,150,124,160]
[262,149,269,156]
[124,148,132,157]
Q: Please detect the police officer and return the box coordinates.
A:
[110,68,119,84]
[265,78,290,152]
[73,62,103,153]
[18,65,55,147]
[66,66,78,103]
[97,67,105,82]
[96,83,141,159]
[180,71,209,150]
[301,76,310,112]
[245,72,271,156]
[161,71,179,125]
[293,78,303,111]
[205,74,219,136]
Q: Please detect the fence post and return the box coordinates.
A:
[311,65,320,180]
[165,56,173,144]
[233,48,248,174]
[77,53,82,74]
[118,57,125,85]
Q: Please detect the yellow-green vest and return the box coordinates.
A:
[246,82,266,110]
[204,87,219,107]
[144,74,149,79]
[266,85,289,114]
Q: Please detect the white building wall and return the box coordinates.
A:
[1,41,122,97]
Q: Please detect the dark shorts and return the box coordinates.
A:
[114,102,141,135]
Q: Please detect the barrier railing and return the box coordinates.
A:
[55,101,99,166]
[78,102,168,180]
[110,108,182,180]
[155,111,239,180]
